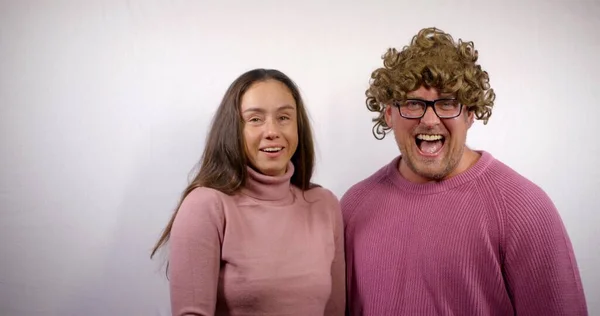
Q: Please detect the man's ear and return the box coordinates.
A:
[466,109,475,129]
[384,103,393,127]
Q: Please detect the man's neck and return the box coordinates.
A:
[399,147,481,183]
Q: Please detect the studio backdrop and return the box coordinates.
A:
[1,1,598,315]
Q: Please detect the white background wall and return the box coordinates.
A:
[1,0,598,315]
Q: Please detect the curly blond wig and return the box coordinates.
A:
[366,27,496,139]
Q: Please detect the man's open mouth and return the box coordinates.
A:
[415,134,445,154]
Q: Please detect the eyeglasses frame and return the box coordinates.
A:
[392,98,464,119]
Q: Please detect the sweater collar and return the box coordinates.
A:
[242,162,294,201]
[387,150,494,194]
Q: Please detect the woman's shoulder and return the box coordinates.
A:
[185,186,226,200]
[299,184,340,206]
[171,187,231,234]
[179,186,233,213]
[300,185,343,227]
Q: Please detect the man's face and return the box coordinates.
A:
[384,85,475,183]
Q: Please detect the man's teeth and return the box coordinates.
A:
[262,147,282,152]
[416,134,444,141]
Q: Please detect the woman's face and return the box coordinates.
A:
[240,79,298,176]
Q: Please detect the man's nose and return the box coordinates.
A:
[420,106,441,126]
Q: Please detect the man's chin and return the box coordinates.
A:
[417,170,447,181]
[409,160,450,181]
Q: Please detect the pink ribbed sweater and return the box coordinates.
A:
[167,162,345,316]
[341,151,588,315]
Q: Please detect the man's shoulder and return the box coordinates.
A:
[482,155,556,213]
[339,159,395,220]
[484,156,571,260]
[343,162,391,196]
[486,157,550,196]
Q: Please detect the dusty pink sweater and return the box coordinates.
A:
[342,151,588,315]
[167,162,345,316]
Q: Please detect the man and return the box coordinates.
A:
[341,27,588,315]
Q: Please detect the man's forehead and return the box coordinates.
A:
[406,87,454,98]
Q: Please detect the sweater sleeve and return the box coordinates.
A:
[503,186,588,315]
[168,188,225,316]
[325,191,346,316]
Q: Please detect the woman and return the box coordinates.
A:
[150,68,345,316]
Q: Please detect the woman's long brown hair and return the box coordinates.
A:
[150,68,316,259]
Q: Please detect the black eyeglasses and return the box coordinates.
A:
[392,98,463,119]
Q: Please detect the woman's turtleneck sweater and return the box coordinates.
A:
[168,163,345,316]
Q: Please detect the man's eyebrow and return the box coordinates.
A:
[242,104,296,113]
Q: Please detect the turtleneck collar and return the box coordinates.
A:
[241,162,295,202]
